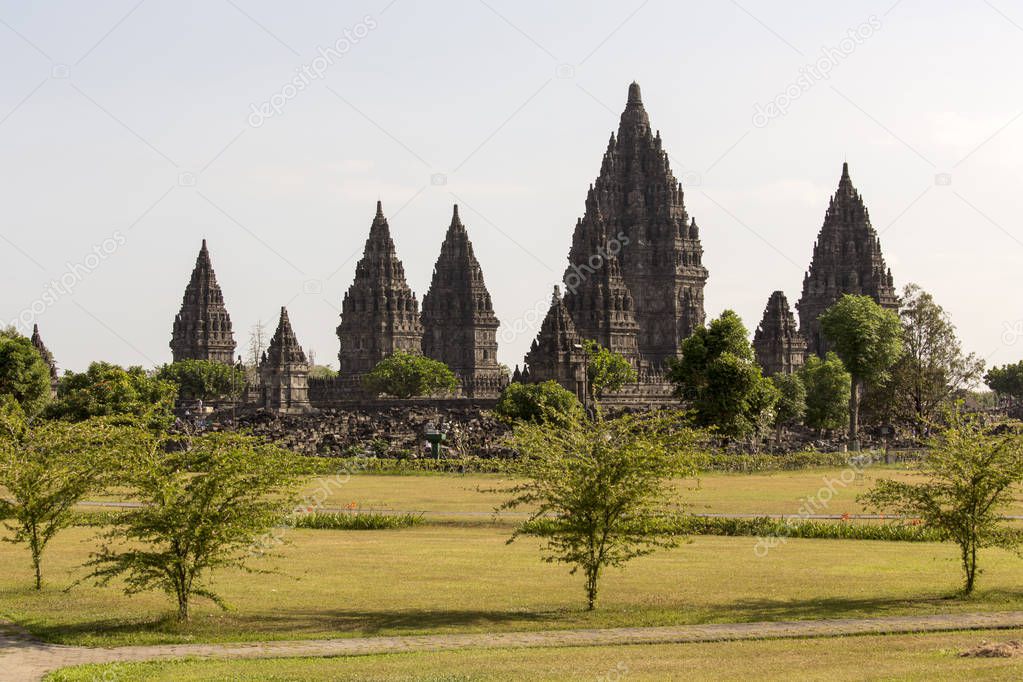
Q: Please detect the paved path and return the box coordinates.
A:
[4,612,1023,681]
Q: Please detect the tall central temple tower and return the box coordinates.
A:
[563,82,707,369]
[796,163,898,357]
[337,202,423,378]
[170,240,236,364]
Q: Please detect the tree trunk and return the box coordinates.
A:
[30,525,41,590]
[961,540,977,595]
[848,378,862,448]
[585,565,599,611]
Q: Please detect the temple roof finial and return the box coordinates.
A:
[627,81,642,106]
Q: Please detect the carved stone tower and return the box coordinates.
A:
[337,201,423,379]
[567,82,708,368]
[170,240,236,364]
[421,205,505,398]
[30,324,58,396]
[524,286,586,400]
[260,307,312,414]
[796,163,898,357]
[753,291,806,376]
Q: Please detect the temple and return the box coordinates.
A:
[523,286,587,400]
[336,201,423,382]
[421,205,505,398]
[752,291,806,376]
[796,163,898,357]
[260,307,312,414]
[170,240,236,364]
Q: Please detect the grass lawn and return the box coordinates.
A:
[3,526,1023,647]
[287,466,1023,519]
[45,629,1023,681]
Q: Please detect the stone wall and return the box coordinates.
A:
[209,402,511,458]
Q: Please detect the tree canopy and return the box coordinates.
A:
[819,295,903,442]
[156,359,246,403]
[48,362,178,430]
[494,380,583,425]
[0,329,53,418]
[583,340,637,399]
[800,352,851,433]
[361,352,458,399]
[985,361,1023,404]
[667,310,777,439]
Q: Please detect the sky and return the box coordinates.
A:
[3,0,1023,374]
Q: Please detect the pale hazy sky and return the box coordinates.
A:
[3,0,1023,374]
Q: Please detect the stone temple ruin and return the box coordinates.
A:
[158,82,900,414]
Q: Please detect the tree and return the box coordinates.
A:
[0,330,52,418]
[985,361,1023,406]
[502,410,703,609]
[667,311,778,439]
[494,381,583,425]
[860,407,1023,595]
[0,407,137,589]
[156,360,246,403]
[801,353,851,433]
[583,340,637,400]
[48,362,177,430]
[866,284,983,431]
[771,372,806,436]
[308,364,339,379]
[362,351,458,399]
[819,295,903,443]
[83,432,302,620]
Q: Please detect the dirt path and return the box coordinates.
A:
[4,611,1023,681]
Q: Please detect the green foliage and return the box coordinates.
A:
[82,432,304,620]
[362,351,458,399]
[771,373,806,428]
[583,340,637,398]
[49,362,177,431]
[494,380,583,425]
[0,330,52,418]
[985,361,1023,403]
[866,284,984,430]
[859,407,1023,595]
[819,295,904,440]
[668,311,778,439]
[155,360,246,403]
[0,416,141,588]
[296,511,423,530]
[502,410,704,609]
[308,365,339,379]
[801,352,851,433]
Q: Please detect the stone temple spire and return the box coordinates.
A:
[260,307,312,414]
[30,324,58,396]
[421,205,505,398]
[753,291,806,376]
[170,239,236,364]
[523,286,586,399]
[337,202,423,379]
[566,82,708,369]
[796,163,898,356]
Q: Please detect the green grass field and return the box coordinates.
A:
[4,524,1023,647]
[45,629,1023,681]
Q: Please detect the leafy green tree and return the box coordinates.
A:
[771,373,806,432]
[0,408,138,589]
[494,381,583,425]
[83,432,302,620]
[668,310,777,439]
[985,361,1023,405]
[801,352,851,433]
[362,351,458,399]
[819,295,904,443]
[583,340,637,400]
[860,407,1023,595]
[308,364,339,379]
[156,359,246,403]
[865,284,983,431]
[0,330,52,418]
[48,362,177,430]
[503,410,703,609]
